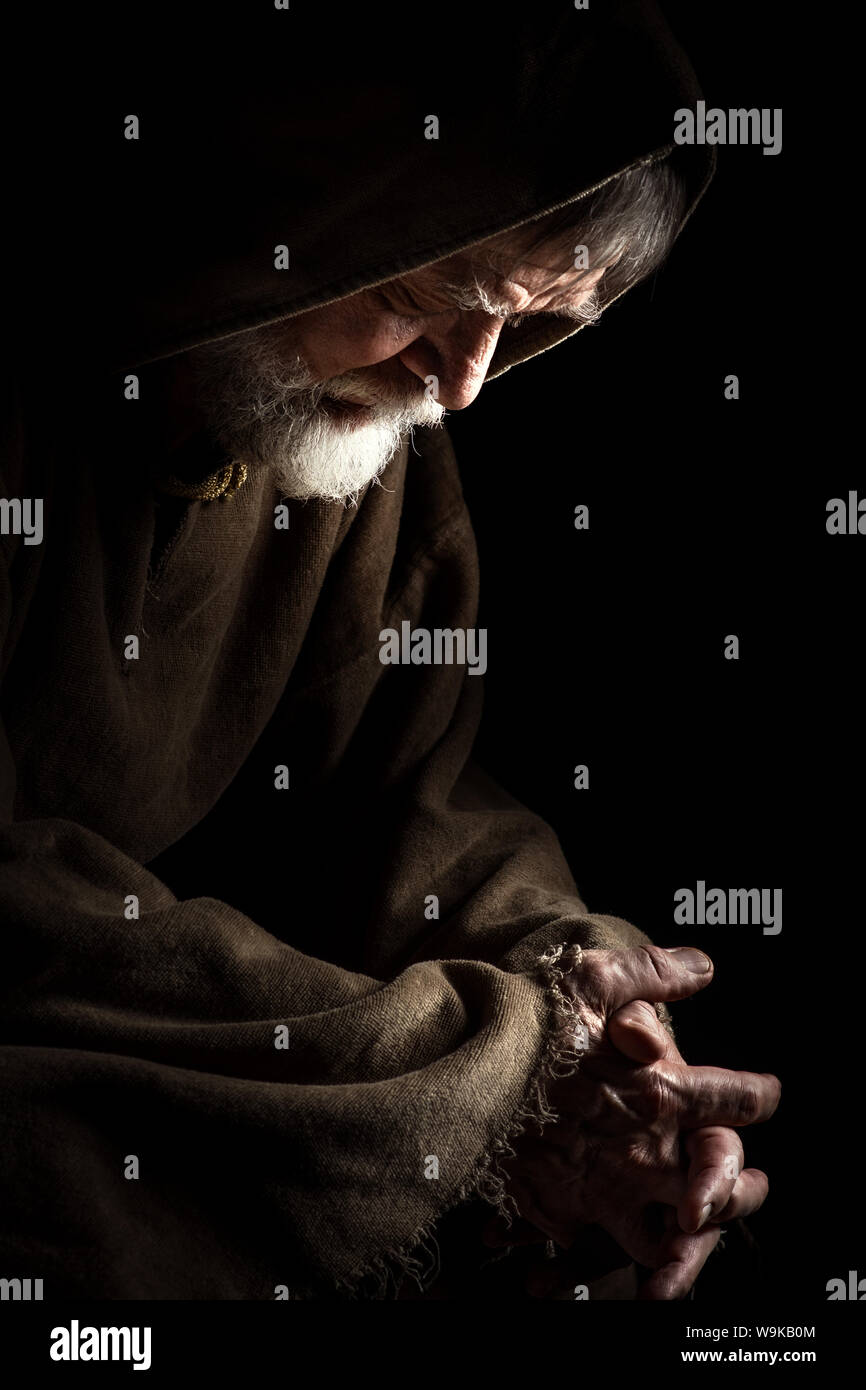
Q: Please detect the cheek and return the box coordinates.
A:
[299,309,418,377]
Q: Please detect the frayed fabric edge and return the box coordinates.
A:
[325,940,587,1301]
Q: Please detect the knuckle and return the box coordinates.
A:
[576,952,621,1020]
[579,949,605,983]
[576,950,606,998]
[621,999,658,1028]
[624,1131,671,1174]
[640,1066,671,1122]
[638,945,673,988]
[735,1081,761,1124]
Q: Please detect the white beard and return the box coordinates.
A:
[186,325,446,505]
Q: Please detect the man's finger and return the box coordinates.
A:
[573,945,714,1017]
[710,1169,769,1225]
[637,1225,721,1301]
[678,1127,744,1233]
[608,999,677,1063]
[676,1066,781,1129]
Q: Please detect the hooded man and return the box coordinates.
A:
[0,4,779,1300]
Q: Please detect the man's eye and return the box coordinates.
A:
[374,289,423,318]
[508,314,527,328]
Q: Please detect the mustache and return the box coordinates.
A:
[184,331,446,503]
[187,334,444,444]
[309,369,432,415]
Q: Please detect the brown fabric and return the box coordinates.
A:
[1,5,714,1298]
[0,397,652,1298]
[9,5,714,373]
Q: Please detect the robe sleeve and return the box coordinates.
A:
[0,629,642,1305]
[0,410,658,1301]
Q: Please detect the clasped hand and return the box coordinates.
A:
[494,945,780,1299]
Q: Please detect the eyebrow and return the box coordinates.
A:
[438,281,588,322]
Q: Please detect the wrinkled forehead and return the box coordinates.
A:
[405,215,601,302]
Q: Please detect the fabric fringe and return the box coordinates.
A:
[328,940,587,1300]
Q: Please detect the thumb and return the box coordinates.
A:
[579,945,713,1016]
[608,1000,673,1063]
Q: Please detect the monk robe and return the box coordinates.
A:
[0,4,715,1297]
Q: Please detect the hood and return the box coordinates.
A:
[12,3,714,377]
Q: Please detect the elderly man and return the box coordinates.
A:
[0,6,778,1300]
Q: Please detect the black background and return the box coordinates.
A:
[450,1,847,1302]
[4,0,852,1319]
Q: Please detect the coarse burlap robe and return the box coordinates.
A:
[0,4,715,1297]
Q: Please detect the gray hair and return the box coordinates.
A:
[447,154,691,327]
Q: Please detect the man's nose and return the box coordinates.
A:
[397,313,504,410]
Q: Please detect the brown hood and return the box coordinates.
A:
[10,3,714,377]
